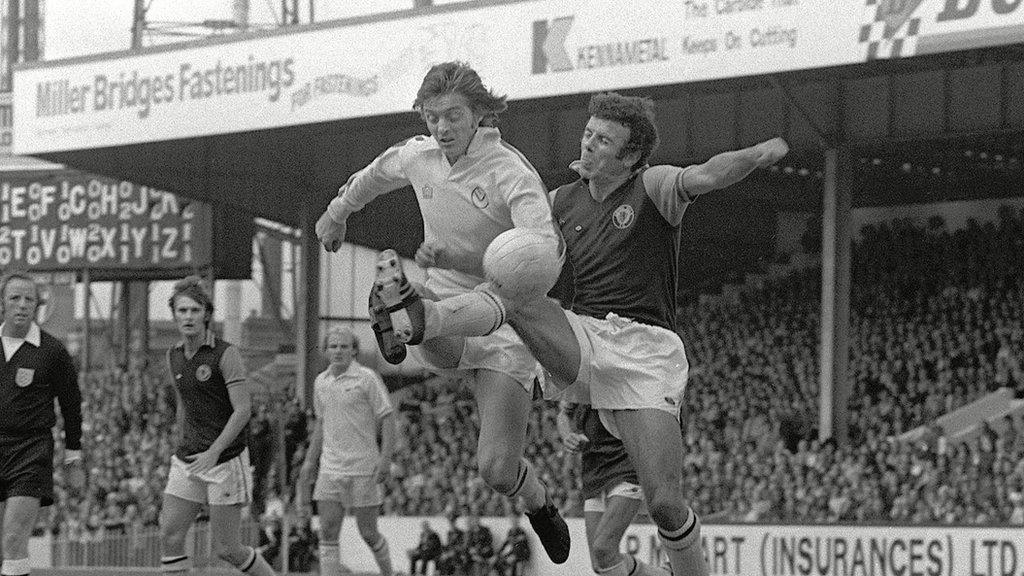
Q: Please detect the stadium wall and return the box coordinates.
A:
[314,517,1024,576]
[30,518,1024,575]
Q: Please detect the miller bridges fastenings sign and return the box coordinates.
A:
[12,0,1024,154]
[0,171,211,273]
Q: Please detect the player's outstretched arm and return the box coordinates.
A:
[317,143,413,252]
[683,137,789,196]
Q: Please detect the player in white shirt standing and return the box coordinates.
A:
[298,327,395,576]
[315,61,570,564]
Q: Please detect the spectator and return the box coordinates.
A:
[493,513,530,576]
[464,511,494,576]
[435,512,466,576]
[407,520,442,575]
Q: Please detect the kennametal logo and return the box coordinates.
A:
[532,17,575,74]
[532,16,670,74]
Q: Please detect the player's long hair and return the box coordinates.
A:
[589,92,660,171]
[168,275,214,328]
[413,61,508,127]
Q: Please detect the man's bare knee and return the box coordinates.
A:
[477,451,516,494]
[159,524,188,552]
[590,538,621,570]
[645,489,688,528]
[215,543,249,566]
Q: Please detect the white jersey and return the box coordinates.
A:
[329,126,553,292]
[313,361,393,476]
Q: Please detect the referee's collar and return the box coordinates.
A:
[175,330,216,351]
[0,322,41,347]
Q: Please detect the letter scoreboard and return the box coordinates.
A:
[0,170,212,277]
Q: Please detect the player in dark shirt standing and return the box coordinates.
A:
[0,272,83,576]
[373,92,788,576]
[158,276,276,576]
[558,398,669,576]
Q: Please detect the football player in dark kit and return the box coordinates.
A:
[0,271,83,576]
[373,92,788,576]
[158,276,276,576]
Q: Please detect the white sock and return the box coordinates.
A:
[319,543,341,576]
[658,508,706,576]
[423,289,505,341]
[370,536,393,576]
[1,557,31,576]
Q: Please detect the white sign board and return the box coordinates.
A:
[329,516,1024,576]
[12,0,1024,153]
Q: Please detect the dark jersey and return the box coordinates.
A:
[551,167,690,332]
[573,405,639,501]
[168,334,248,464]
[0,327,81,449]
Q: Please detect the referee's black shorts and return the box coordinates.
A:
[0,433,55,506]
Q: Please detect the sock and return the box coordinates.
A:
[658,508,706,576]
[319,543,341,576]
[423,289,505,341]
[235,546,276,576]
[505,459,547,512]
[1,557,31,576]
[160,555,192,574]
[370,535,393,576]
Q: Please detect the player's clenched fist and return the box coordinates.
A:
[316,210,347,252]
[754,137,789,168]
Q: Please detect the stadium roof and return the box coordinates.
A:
[10,0,1024,256]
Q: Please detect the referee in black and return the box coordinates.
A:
[0,272,83,576]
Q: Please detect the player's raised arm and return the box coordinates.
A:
[681,137,789,196]
[641,137,789,225]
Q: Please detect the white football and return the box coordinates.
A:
[483,228,562,302]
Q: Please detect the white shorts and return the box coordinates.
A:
[413,272,542,392]
[313,474,382,508]
[164,449,253,506]
[583,481,644,513]
[563,311,688,421]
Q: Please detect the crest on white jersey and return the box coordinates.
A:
[471,186,489,209]
[612,204,635,229]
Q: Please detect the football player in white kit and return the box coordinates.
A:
[315,61,570,564]
[297,327,395,576]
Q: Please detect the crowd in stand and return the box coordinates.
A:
[47,207,1024,538]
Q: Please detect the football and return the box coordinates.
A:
[483,227,562,302]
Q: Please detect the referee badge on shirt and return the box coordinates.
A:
[15,367,34,387]
[195,364,212,382]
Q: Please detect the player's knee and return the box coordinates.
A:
[358,526,381,545]
[215,543,250,566]
[589,539,621,571]
[319,517,343,541]
[2,530,29,557]
[645,489,688,528]
[476,454,515,493]
[159,523,188,551]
